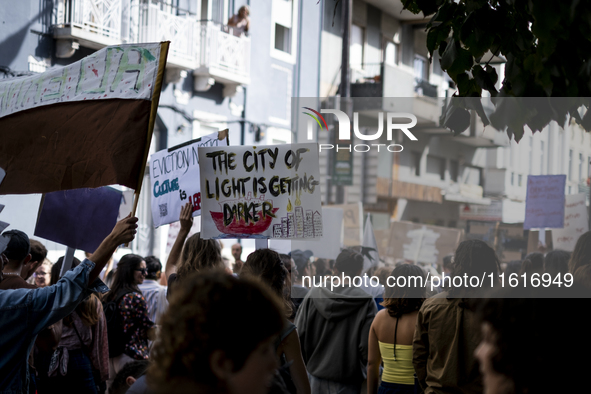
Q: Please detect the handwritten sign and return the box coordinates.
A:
[524,175,566,229]
[150,131,228,227]
[552,194,589,251]
[333,202,363,246]
[198,143,322,239]
[387,221,463,266]
[0,44,161,119]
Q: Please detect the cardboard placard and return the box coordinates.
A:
[552,193,589,251]
[524,175,566,229]
[387,221,463,266]
[150,130,229,227]
[34,187,122,253]
[333,202,363,246]
[198,143,322,239]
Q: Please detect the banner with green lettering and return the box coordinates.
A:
[0,42,169,194]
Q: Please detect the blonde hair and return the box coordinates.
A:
[176,233,224,280]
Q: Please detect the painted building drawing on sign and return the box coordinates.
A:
[199,143,323,239]
[150,130,229,227]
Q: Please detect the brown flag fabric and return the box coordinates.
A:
[0,42,169,194]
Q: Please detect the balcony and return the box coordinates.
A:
[139,4,199,70]
[53,0,122,53]
[52,0,251,93]
[193,21,251,96]
[350,63,445,128]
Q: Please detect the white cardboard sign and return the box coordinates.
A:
[149,131,229,227]
[552,193,589,251]
[198,143,322,239]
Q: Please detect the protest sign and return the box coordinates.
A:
[118,190,135,220]
[333,202,363,246]
[0,42,169,194]
[524,175,566,229]
[290,207,343,259]
[34,187,122,253]
[552,194,589,251]
[387,221,463,266]
[0,194,42,236]
[150,130,229,227]
[199,143,322,239]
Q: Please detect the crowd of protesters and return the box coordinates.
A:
[1,203,590,394]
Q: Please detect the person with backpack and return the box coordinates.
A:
[0,215,138,394]
[35,256,109,394]
[102,254,155,389]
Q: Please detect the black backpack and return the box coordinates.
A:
[103,290,133,358]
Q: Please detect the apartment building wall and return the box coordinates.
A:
[0,0,322,260]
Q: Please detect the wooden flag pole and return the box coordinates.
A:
[124,41,170,248]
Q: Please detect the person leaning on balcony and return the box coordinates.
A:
[227,5,250,37]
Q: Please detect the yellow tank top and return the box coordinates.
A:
[378,341,415,385]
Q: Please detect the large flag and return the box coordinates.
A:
[0,42,169,194]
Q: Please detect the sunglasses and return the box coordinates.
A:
[135,268,148,275]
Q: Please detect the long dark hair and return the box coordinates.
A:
[241,248,293,318]
[103,254,144,303]
[381,264,426,317]
[51,256,99,327]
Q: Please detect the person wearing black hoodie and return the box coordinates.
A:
[295,249,377,394]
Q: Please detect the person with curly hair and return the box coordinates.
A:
[102,254,154,388]
[241,249,310,394]
[367,264,426,394]
[148,271,283,394]
[413,239,500,393]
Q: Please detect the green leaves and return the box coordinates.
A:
[441,38,474,80]
[401,0,591,141]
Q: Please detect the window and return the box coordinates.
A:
[411,152,421,176]
[383,39,398,66]
[413,55,428,81]
[426,155,445,180]
[527,137,534,174]
[274,24,291,53]
[464,166,482,186]
[350,24,364,70]
[569,149,573,180]
[579,153,584,180]
[271,0,297,63]
[518,174,523,187]
[540,141,545,175]
[511,172,515,186]
[450,160,459,182]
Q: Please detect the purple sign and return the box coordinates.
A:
[524,175,566,230]
[35,187,122,252]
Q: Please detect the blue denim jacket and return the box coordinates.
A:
[0,259,108,394]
